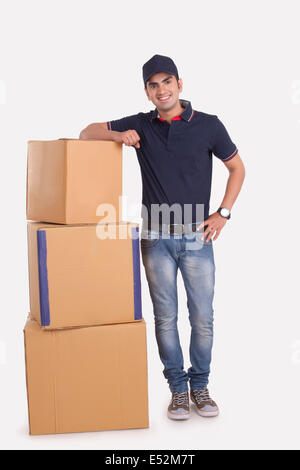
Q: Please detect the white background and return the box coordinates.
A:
[0,0,300,450]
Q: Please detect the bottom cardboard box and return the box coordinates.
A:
[24,316,149,435]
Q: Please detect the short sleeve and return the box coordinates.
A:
[211,117,238,161]
[107,113,141,134]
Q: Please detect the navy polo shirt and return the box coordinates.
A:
[107,99,238,225]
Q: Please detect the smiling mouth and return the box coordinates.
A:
[157,95,171,102]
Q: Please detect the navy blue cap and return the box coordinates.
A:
[142,54,179,86]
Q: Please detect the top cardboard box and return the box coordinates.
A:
[26,139,122,224]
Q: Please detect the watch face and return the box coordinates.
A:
[220,208,230,217]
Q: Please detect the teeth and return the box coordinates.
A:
[159,95,170,101]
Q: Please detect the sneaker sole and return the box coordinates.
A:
[167,411,191,420]
[194,407,219,417]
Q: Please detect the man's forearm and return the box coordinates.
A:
[219,168,245,211]
[79,123,119,141]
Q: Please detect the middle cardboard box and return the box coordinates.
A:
[27,221,142,329]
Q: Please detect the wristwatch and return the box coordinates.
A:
[217,207,231,219]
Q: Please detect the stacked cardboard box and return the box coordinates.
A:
[24,139,149,435]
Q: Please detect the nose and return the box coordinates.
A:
[157,84,169,96]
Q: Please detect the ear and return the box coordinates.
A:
[144,86,151,101]
[178,78,183,92]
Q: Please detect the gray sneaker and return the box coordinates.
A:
[167,391,191,420]
[190,388,219,417]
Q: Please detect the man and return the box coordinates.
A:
[79,54,245,420]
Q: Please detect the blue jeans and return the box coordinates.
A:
[140,227,215,393]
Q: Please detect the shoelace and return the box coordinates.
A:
[193,388,212,404]
[172,392,188,406]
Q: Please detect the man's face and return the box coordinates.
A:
[144,72,183,111]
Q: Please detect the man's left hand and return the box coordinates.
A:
[196,212,228,242]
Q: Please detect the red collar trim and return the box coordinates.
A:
[157,115,182,121]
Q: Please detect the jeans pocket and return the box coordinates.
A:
[195,232,212,245]
[140,230,160,249]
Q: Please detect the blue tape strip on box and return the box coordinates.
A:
[131,226,142,320]
[37,230,50,326]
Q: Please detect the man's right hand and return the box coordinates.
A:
[113,130,141,149]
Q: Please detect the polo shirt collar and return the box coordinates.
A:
[151,99,194,122]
